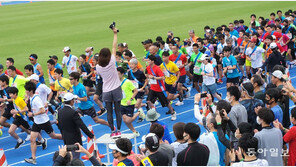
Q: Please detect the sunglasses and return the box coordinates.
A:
[69,78,74,80]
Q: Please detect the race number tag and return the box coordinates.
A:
[164,70,170,77]
[149,79,157,85]
[194,66,200,74]
[131,80,139,88]
[176,60,182,67]
[227,69,233,73]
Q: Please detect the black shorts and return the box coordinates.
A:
[178,75,186,84]
[165,83,177,94]
[2,108,12,120]
[121,105,134,117]
[226,77,240,85]
[32,121,53,134]
[95,82,103,101]
[12,115,30,129]
[136,92,145,100]
[193,74,203,83]
[147,90,169,107]
[83,79,95,88]
[288,41,295,50]
[214,54,222,64]
[77,107,97,118]
[189,64,194,74]
[238,57,246,66]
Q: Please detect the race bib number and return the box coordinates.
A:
[194,66,200,73]
[71,66,75,71]
[149,79,157,85]
[81,72,87,79]
[176,60,182,67]
[132,80,139,88]
[227,69,233,73]
[287,33,292,39]
[12,83,17,88]
[164,70,170,77]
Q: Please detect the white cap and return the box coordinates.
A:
[272,70,283,79]
[270,42,277,49]
[109,143,128,154]
[200,54,210,61]
[28,74,39,81]
[63,92,78,102]
[63,46,71,53]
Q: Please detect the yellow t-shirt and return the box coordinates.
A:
[54,78,72,92]
[160,61,179,85]
[13,96,27,116]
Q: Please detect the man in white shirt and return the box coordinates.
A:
[62,46,78,74]
[24,81,62,165]
[246,38,266,74]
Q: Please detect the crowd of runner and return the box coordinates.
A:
[1,9,296,166]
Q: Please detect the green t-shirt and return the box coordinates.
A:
[157,49,164,58]
[190,52,203,75]
[9,75,29,99]
[169,50,183,55]
[121,78,137,106]
[179,46,188,55]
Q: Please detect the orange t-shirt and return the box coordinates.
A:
[48,69,57,91]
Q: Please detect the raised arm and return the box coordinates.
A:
[112,28,118,56]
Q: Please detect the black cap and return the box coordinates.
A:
[144,133,159,152]
[142,39,153,45]
[49,55,58,60]
[242,82,254,97]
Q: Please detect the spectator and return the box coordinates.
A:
[255,107,283,166]
[171,122,188,166]
[109,138,134,166]
[177,122,209,166]
[251,74,265,102]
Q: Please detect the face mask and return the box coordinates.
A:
[265,99,272,105]
[168,35,172,39]
[256,116,262,125]
[225,96,232,103]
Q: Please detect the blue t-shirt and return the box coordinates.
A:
[222,55,240,78]
[230,30,239,38]
[118,158,134,166]
[55,63,63,70]
[271,105,283,124]
[149,120,173,144]
[212,131,228,166]
[246,28,257,34]
[72,83,93,110]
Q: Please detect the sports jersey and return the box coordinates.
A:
[118,158,134,166]
[48,68,57,91]
[54,78,72,92]
[190,52,203,75]
[30,94,49,124]
[120,79,136,106]
[13,96,27,116]
[246,46,265,68]
[127,69,146,89]
[222,55,240,78]
[160,61,179,85]
[9,75,29,99]
[72,83,93,110]
[33,63,45,83]
[36,83,51,105]
[62,54,78,74]
[169,53,187,76]
[146,65,165,92]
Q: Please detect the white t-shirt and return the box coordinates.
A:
[171,142,188,166]
[36,84,51,105]
[246,47,265,68]
[62,55,78,74]
[217,43,227,54]
[231,159,269,166]
[201,63,215,85]
[225,35,238,46]
[30,95,49,124]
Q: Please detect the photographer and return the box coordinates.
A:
[53,143,103,166]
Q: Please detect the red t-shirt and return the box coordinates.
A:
[283,126,296,166]
[5,68,23,76]
[169,53,187,76]
[237,38,243,46]
[146,65,165,92]
[263,31,282,41]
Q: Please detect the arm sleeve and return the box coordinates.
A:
[283,128,295,143]
[53,155,64,166]
[217,125,231,149]
[194,105,204,122]
[177,153,183,166]
[73,111,94,139]
[228,110,238,127]
[89,156,103,166]
[227,119,237,133]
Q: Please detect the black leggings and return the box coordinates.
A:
[106,101,122,131]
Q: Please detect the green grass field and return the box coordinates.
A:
[0,1,295,81]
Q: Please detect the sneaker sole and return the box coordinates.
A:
[43,139,47,150]
[24,159,36,165]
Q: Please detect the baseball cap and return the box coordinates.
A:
[270,42,277,49]
[63,92,78,102]
[28,74,39,81]
[49,55,58,60]
[142,133,159,151]
[241,82,254,97]
[250,38,257,43]
[29,54,38,60]
[0,64,3,69]
[200,54,210,61]
[63,46,71,53]
[272,70,283,79]
[118,43,127,47]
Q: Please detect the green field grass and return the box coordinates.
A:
[0,1,295,81]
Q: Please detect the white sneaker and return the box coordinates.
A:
[82,135,86,141]
[133,131,140,137]
[171,112,177,121]
[154,101,159,106]
[187,87,192,97]
[25,134,31,141]
[175,101,184,106]
[138,108,145,119]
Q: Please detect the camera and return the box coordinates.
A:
[200,93,207,98]
[109,21,119,32]
[66,145,79,151]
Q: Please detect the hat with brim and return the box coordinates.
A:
[145,108,160,122]
[109,143,128,154]
[63,93,78,102]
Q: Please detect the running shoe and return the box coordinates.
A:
[15,139,25,149]
[24,157,37,165]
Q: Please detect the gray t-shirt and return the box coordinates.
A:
[229,103,248,127]
[158,143,175,166]
[254,127,283,166]
[171,142,188,166]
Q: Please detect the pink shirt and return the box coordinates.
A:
[96,55,121,92]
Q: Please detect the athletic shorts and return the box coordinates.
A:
[165,83,177,94]
[2,108,13,120]
[32,121,53,134]
[189,64,194,74]
[102,86,123,102]
[83,79,95,88]
[178,75,186,84]
[245,59,251,67]
[214,54,222,64]
[238,57,246,66]
[77,107,97,118]
[135,92,145,100]
[95,82,103,101]
[147,90,169,107]
[13,115,30,129]
[226,77,240,85]
[193,74,203,83]
[202,83,217,94]
[121,105,134,117]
